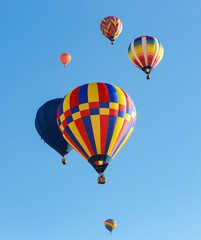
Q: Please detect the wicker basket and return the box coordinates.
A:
[97,177,106,184]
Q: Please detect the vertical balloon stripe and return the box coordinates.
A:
[70,86,80,108]
[74,118,94,156]
[110,91,136,157]
[65,86,93,158]
[97,83,110,154]
[135,38,146,67]
[112,114,134,157]
[62,89,73,113]
[110,119,129,156]
[78,84,88,104]
[122,89,132,110]
[97,83,109,102]
[87,83,101,154]
[152,43,164,68]
[82,116,97,155]
[91,115,101,154]
[68,121,91,157]
[100,115,109,154]
[107,117,124,155]
[104,115,117,155]
[113,126,134,158]
[105,83,118,103]
[113,85,126,105]
[77,83,98,156]
[147,37,156,66]
[103,84,119,154]
[62,126,89,160]
[150,38,159,67]
[118,122,133,148]
[130,41,143,69]
[150,37,164,68]
[107,85,126,155]
[88,83,99,102]
[112,123,133,158]
[142,37,148,66]
[67,84,94,159]
[159,45,164,65]
[128,45,142,70]
[62,131,87,160]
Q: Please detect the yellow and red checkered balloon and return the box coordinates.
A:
[57,83,136,174]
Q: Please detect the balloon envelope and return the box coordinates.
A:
[60,53,71,67]
[104,219,117,233]
[57,83,136,174]
[128,36,164,78]
[100,16,122,43]
[35,98,72,158]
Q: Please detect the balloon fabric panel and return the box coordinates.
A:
[57,83,136,174]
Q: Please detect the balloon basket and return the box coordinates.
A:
[62,158,67,165]
[98,176,106,184]
[146,74,151,80]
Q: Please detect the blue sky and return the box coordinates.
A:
[1,0,201,239]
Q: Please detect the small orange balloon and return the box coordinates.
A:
[60,53,71,67]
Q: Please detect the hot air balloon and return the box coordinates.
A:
[60,53,71,67]
[100,16,123,45]
[57,83,136,183]
[128,36,164,79]
[104,219,116,234]
[35,98,73,164]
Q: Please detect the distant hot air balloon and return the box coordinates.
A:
[100,16,123,45]
[60,53,71,67]
[104,219,116,234]
[57,83,136,183]
[128,36,164,79]
[35,98,73,164]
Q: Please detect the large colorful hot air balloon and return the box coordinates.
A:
[57,83,136,183]
[60,53,71,67]
[128,36,164,79]
[104,219,117,234]
[100,16,123,45]
[35,98,73,164]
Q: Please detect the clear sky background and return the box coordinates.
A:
[1,0,201,239]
